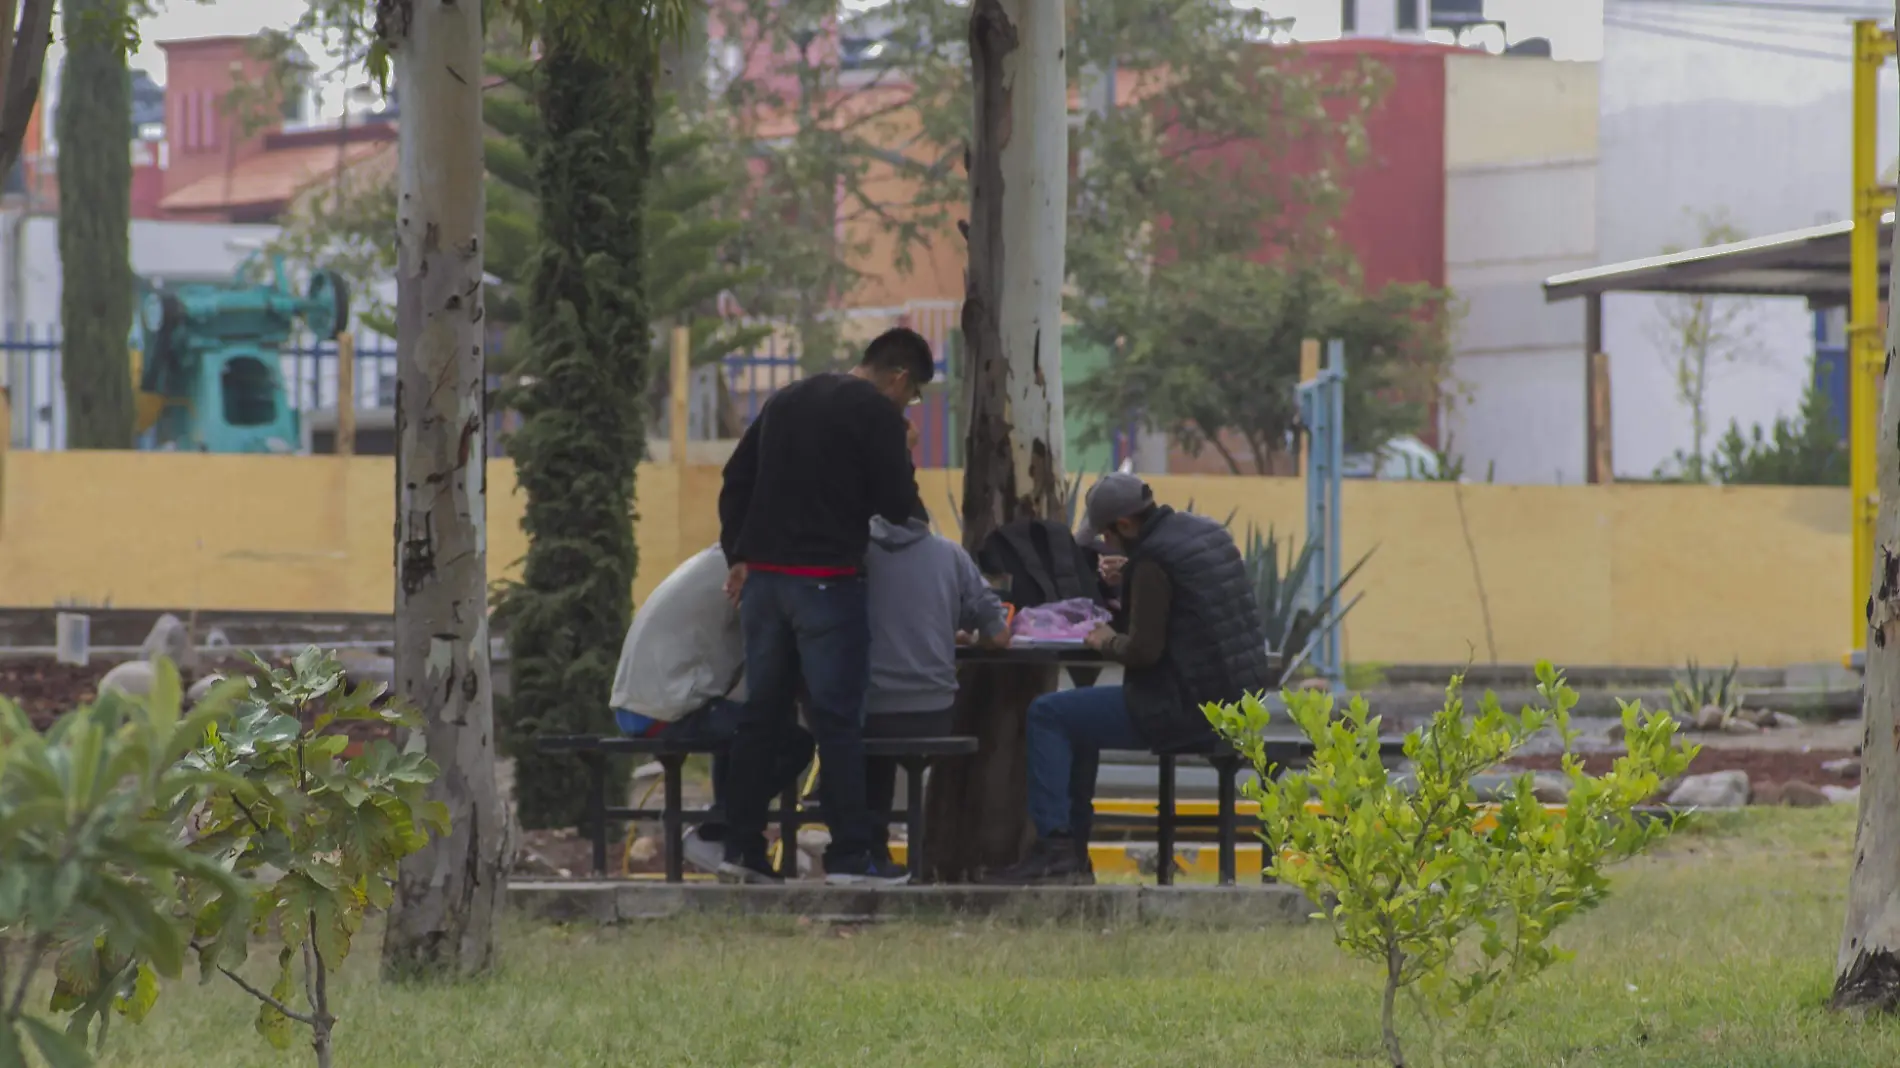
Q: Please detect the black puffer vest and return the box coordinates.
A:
[1121,507,1274,752]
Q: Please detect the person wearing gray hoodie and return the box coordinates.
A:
[862,506,1009,851]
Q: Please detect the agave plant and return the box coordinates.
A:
[1667,659,1743,722]
[944,467,1095,540]
[1241,525,1373,683]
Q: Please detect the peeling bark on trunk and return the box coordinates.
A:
[378,0,510,980]
[1836,50,1900,1005]
[923,0,1068,883]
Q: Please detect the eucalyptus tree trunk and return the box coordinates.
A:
[1836,21,1900,1003]
[924,0,1068,882]
[379,0,510,980]
[57,0,134,449]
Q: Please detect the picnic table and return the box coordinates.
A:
[947,642,1411,884]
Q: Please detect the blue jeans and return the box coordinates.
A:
[1025,686,1145,839]
[727,570,876,865]
[616,699,815,843]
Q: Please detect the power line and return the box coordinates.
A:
[1609,0,1892,17]
[1603,15,1854,60]
[1615,6,1857,41]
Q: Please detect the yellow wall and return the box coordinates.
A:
[0,453,1849,668]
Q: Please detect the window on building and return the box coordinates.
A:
[1397,0,1419,31]
[1341,0,1356,32]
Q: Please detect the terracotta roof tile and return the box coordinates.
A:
[160,140,388,214]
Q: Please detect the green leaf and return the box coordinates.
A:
[0,1021,23,1068]
[255,947,296,1050]
[115,964,160,1024]
[20,1018,90,1068]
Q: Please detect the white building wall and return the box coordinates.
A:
[1595,7,1895,478]
[1441,54,1600,483]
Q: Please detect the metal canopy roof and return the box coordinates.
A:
[1542,213,1895,306]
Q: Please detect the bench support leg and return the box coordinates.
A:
[777,783,801,880]
[587,752,609,877]
[901,757,927,883]
[1214,755,1239,887]
[1156,754,1177,887]
[661,754,687,884]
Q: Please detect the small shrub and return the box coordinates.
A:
[0,649,444,1068]
[1205,662,1697,1068]
[0,661,252,1062]
[181,648,446,1067]
[1667,659,1742,723]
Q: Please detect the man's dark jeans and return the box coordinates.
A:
[863,707,954,853]
[728,569,876,867]
[651,699,813,843]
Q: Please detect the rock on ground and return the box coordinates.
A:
[1823,784,1861,805]
[1667,770,1750,809]
[1695,706,1728,731]
[140,614,192,666]
[1774,781,1830,808]
[1822,757,1860,778]
[98,659,157,698]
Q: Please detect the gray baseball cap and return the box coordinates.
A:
[1075,472,1154,546]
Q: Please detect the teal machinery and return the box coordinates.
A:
[133,255,350,453]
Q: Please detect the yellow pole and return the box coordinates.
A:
[1850,21,1894,656]
[0,385,10,535]
[670,325,691,468]
[1298,339,1319,478]
[335,331,356,457]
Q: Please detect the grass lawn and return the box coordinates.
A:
[91,807,1900,1067]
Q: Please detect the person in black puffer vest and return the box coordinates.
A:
[987,473,1274,885]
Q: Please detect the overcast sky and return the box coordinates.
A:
[103,0,1607,114]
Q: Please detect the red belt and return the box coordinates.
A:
[749,563,859,578]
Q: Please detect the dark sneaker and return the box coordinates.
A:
[716,856,783,885]
[824,854,910,887]
[983,835,1092,886]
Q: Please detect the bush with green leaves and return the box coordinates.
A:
[180,649,445,1067]
[0,662,249,1065]
[1,650,444,1068]
[1205,663,1697,1068]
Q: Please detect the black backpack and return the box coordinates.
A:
[976,519,1104,609]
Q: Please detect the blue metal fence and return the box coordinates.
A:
[5,316,969,468]
[720,331,962,469]
[3,328,403,452]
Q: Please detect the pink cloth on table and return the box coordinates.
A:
[1009,598,1110,642]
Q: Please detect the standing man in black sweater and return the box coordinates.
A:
[716,328,932,884]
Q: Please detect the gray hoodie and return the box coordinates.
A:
[865,517,1010,715]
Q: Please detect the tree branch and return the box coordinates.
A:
[223,962,318,1027]
[0,0,54,178]
[6,934,51,1021]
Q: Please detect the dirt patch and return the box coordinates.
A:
[1513,747,1859,785]
[1,656,396,751]
[2,659,127,727]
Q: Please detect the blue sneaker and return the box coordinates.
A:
[825,853,910,887]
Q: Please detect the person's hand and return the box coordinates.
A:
[1098,554,1127,586]
[955,629,975,646]
[1084,624,1116,651]
[724,563,748,607]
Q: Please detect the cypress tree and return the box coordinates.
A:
[56,0,135,450]
[503,10,659,829]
